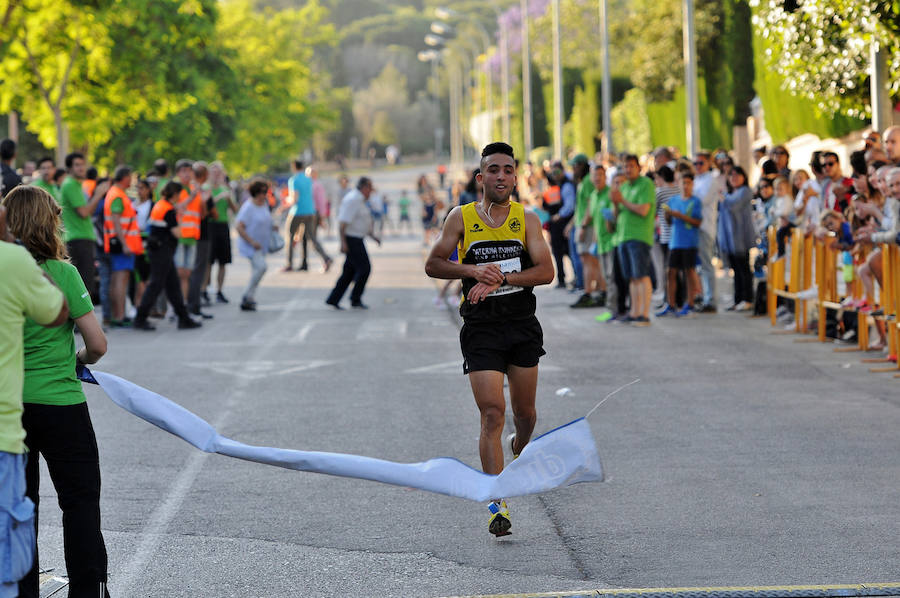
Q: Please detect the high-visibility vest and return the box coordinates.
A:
[103,185,144,255]
[148,198,174,228]
[177,188,201,240]
[542,186,561,205]
[82,179,97,199]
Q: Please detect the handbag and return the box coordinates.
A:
[267,229,285,254]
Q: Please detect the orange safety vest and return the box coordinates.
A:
[82,179,97,199]
[148,198,174,228]
[103,185,144,255]
[177,188,201,240]
[542,186,561,205]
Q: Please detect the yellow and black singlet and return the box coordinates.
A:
[458,201,535,322]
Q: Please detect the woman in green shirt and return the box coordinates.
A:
[2,186,112,598]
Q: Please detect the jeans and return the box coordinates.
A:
[729,251,753,305]
[243,250,268,303]
[698,229,717,307]
[96,252,112,323]
[187,238,212,311]
[612,247,629,316]
[135,244,189,323]
[287,214,330,269]
[599,250,617,310]
[567,231,584,289]
[549,217,570,286]
[326,236,370,305]
[19,403,110,598]
[1,452,32,597]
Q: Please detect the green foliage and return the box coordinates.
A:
[565,74,600,155]
[610,88,651,155]
[750,0,900,119]
[752,28,866,143]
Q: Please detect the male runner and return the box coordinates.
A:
[425,142,554,537]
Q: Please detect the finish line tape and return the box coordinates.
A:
[79,367,603,502]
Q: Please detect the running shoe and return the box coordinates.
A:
[655,304,675,317]
[595,311,614,323]
[488,500,512,537]
[507,432,519,459]
[216,292,229,304]
[570,294,594,308]
[675,304,693,317]
[632,316,651,327]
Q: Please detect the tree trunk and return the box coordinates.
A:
[53,106,68,165]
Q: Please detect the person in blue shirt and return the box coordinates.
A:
[284,159,330,271]
[658,172,703,317]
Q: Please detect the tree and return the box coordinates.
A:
[0,0,222,164]
[751,0,900,118]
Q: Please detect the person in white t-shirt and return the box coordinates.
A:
[235,179,276,312]
[325,177,381,310]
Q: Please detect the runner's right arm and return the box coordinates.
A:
[424,206,503,284]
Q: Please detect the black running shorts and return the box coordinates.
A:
[668,247,698,270]
[459,316,546,374]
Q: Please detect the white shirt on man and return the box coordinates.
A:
[338,188,373,238]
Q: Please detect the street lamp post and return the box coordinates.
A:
[521,0,533,158]
[683,0,700,156]
[551,0,564,160]
[598,0,613,155]
[418,49,443,159]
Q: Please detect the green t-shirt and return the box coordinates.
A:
[575,174,594,226]
[33,178,60,202]
[0,244,65,453]
[59,176,96,242]
[22,260,95,406]
[398,195,411,216]
[154,177,169,203]
[590,186,614,255]
[617,175,656,246]
[213,186,231,223]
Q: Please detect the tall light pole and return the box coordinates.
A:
[521,0,533,158]
[870,41,892,133]
[551,0,564,160]
[598,0,613,155]
[499,24,511,142]
[683,0,700,156]
[418,49,443,159]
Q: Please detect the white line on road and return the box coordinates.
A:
[356,318,408,340]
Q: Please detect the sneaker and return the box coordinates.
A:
[675,304,693,317]
[570,294,594,308]
[632,316,651,327]
[325,299,344,310]
[240,301,257,312]
[190,308,214,320]
[132,319,156,331]
[109,319,132,329]
[281,266,293,272]
[507,432,519,459]
[697,304,717,314]
[488,500,512,537]
[323,258,333,273]
[216,292,229,304]
[655,304,675,317]
[593,292,607,307]
[595,311,614,323]
[298,264,309,272]
[177,317,202,329]
[201,291,212,306]
[734,301,752,312]
[351,302,369,309]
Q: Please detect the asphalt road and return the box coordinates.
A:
[34,164,900,597]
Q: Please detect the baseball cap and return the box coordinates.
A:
[568,153,589,167]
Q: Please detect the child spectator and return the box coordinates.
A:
[774,176,797,257]
[657,172,702,317]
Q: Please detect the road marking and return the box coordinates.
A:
[356,318,408,340]
[291,320,320,343]
[186,359,336,379]
[439,582,900,598]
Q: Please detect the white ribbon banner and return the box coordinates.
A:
[82,368,604,502]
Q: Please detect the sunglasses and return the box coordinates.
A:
[693,161,705,166]
[824,161,837,167]
[773,150,787,155]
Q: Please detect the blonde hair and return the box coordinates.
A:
[1,185,68,262]
[819,209,841,225]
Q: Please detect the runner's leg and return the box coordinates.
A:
[468,370,506,475]
[506,364,537,455]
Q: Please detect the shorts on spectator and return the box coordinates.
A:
[668,247,699,270]
[174,243,197,270]
[617,240,652,280]
[110,253,135,272]
[576,226,595,255]
[460,316,545,374]
[209,222,232,265]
